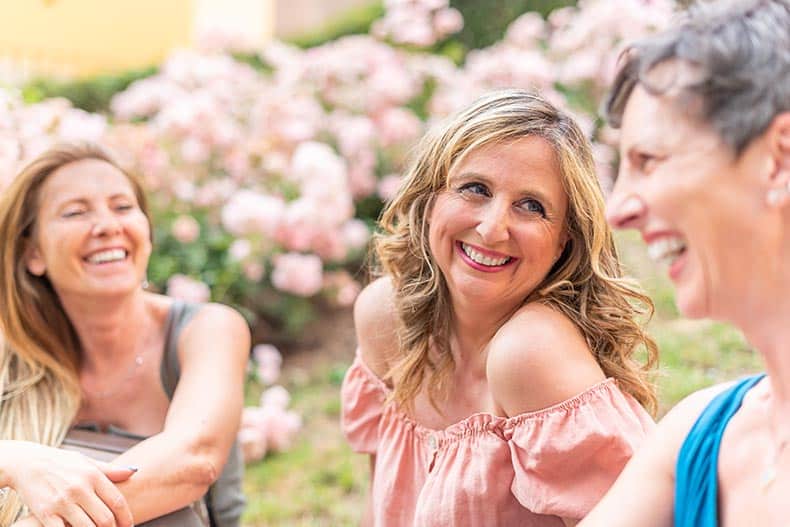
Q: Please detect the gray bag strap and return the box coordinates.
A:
[159,300,202,399]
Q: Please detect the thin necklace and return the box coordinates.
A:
[84,349,146,399]
[760,437,789,491]
[760,399,790,492]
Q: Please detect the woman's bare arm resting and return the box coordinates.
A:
[111,303,250,523]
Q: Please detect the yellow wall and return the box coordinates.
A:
[0,0,193,77]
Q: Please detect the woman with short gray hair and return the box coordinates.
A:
[581,1,790,526]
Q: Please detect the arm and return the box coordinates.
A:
[352,278,398,527]
[0,440,134,527]
[360,455,376,527]
[580,384,729,527]
[112,304,250,523]
[487,303,615,525]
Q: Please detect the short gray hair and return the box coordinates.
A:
[605,0,790,154]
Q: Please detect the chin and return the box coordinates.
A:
[84,278,142,297]
[674,288,710,320]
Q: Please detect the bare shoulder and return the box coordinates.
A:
[633,381,738,478]
[657,380,738,446]
[180,302,251,359]
[486,302,606,416]
[353,276,399,378]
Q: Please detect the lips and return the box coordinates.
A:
[456,241,517,272]
[646,236,686,266]
[84,248,128,264]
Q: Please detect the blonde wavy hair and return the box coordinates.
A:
[374,89,658,416]
[0,142,151,523]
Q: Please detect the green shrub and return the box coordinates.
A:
[450,0,577,50]
[287,2,386,49]
[22,66,157,113]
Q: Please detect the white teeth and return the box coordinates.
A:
[87,249,127,264]
[461,243,511,267]
[647,237,686,266]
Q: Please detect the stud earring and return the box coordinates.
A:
[766,181,790,207]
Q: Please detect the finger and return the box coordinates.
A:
[61,503,97,527]
[92,460,138,483]
[38,516,65,527]
[94,475,134,527]
[79,488,124,527]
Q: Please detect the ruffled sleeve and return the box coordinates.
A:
[507,378,655,519]
[340,353,388,454]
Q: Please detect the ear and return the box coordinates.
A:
[24,243,46,276]
[766,112,790,187]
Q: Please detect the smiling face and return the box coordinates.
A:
[427,136,569,312]
[25,158,152,299]
[607,84,780,320]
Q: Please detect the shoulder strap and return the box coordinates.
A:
[159,300,203,399]
[674,374,766,527]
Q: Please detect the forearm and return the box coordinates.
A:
[113,430,227,523]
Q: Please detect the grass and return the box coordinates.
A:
[240,232,763,525]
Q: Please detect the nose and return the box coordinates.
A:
[91,209,123,237]
[606,185,647,230]
[475,200,510,244]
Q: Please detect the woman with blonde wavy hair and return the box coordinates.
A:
[341,89,658,526]
[0,142,248,527]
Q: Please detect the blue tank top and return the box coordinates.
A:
[674,374,766,527]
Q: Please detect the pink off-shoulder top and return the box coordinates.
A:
[341,353,655,526]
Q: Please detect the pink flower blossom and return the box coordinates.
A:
[253,344,282,385]
[221,190,285,237]
[374,107,422,147]
[243,262,265,282]
[166,274,211,303]
[171,214,201,244]
[271,253,323,297]
[238,424,268,463]
[228,239,252,261]
[260,385,290,410]
[432,7,464,36]
[377,174,404,202]
[342,219,371,251]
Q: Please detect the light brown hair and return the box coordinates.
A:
[0,142,150,522]
[374,89,658,415]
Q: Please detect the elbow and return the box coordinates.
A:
[183,440,224,493]
[191,453,220,490]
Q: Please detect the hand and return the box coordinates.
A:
[5,441,136,527]
[11,516,45,527]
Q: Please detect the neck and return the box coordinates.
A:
[736,289,790,436]
[56,289,152,373]
[449,296,518,375]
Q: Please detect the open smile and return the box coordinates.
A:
[455,241,517,272]
[83,248,129,265]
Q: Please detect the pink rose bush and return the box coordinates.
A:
[0,0,679,467]
[0,0,675,337]
[240,345,302,463]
